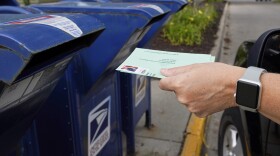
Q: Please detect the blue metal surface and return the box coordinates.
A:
[114,0,188,47]
[0,14,104,156]
[135,0,187,47]
[0,13,104,84]
[61,0,188,47]
[99,0,187,47]
[33,59,123,156]
[0,0,19,6]
[19,123,40,156]
[119,73,152,154]
[31,2,170,154]
[24,2,169,155]
[38,2,186,154]
[0,6,45,14]
[31,2,169,90]
[0,6,33,14]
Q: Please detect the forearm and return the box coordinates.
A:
[159,63,280,122]
[229,69,280,124]
[259,73,280,124]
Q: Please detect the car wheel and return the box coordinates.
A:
[218,108,248,156]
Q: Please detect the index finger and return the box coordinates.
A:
[161,64,198,77]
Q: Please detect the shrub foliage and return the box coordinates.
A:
[163,3,218,46]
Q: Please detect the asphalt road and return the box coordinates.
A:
[206,1,280,156]
[221,1,280,65]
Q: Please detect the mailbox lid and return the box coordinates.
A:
[0,0,19,6]
[111,0,188,12]
[31,1,170,19]
[0,6,45,14]
[0,6,35,14]
[30,1,170,87]
[0,14,105,84]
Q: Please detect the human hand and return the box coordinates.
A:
[159,62,245,117]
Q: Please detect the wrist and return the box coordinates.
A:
[228,66,246,107]
[258,72,268,111]
[235,67,267,112]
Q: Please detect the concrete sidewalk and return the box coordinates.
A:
[134,79,190,156]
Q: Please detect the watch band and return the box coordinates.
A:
[240,66,267,83]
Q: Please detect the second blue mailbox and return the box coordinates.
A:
[27,2,170,156]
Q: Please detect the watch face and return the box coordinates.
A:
[236,80,260,109]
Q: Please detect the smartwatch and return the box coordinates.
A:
[236,66,266,112]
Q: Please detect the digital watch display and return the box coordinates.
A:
[236,66,266,112]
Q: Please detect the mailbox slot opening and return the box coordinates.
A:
[15,30,103,82]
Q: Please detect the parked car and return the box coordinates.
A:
[256,0,271,2]
[218,29,280,156]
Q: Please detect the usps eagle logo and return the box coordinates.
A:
[88,96,111,156]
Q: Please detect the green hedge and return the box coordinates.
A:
[162,3,218,46]
[207,0,224,2]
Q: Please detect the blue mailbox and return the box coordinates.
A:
[116,0,187,154]
[0,6,44,14]
[24,2,170,155]
[51,1,187,155]
[110,0,188,47]
[62,0,188,47]
[0,0,19,6]
[0,13,104,156]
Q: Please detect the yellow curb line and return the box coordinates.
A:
[181,114,206,156]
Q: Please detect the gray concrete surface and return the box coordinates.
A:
[228,0,270,2]
[220,1,280,65]
[134,80,190,156]
[205,1,280,156]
